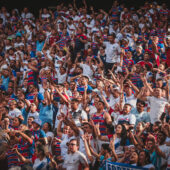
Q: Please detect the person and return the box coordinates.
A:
[142,77,168,123]
[116,104,136,129]
[39,90,53,125]
[96,123,129,156]
[102,33,121,73]
[8,100,22,119]
[56,117,77,159]
[30,119,47,145]
[92,100,112,136]
[0,1,169,170]
[74,28,87,59]
[63,138,89,170]
[42,122,54,152]
[70,99,88,126]
[13,144,51,169]
[131,100,150,127]
[137,150,154,169]
[27,103,39,120]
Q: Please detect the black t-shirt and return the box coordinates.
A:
[75,34,87,51]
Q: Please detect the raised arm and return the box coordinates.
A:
[82,134,94,162]
[55,86,69,104]
[100,89,110,111]
[57,119,63,138]
[44,89,52,105]
[16,130,33,144]
[141,74,153,94]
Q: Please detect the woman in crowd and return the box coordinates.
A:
[0,1,169,169]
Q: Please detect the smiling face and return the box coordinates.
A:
[129,151,138,164]
[146,140,154,151]
[123,104,131,115]
[115,124,122,134]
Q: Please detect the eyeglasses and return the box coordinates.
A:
[69,143,76,146]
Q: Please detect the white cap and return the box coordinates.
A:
[32,119,42,126]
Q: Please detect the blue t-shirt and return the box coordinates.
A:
[20,108,28,125]
[31,129,46,141]
[39,104,53,125]
[1,75,10,91]
[36,41,45,52]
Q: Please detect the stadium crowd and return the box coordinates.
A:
[0,0,169,169]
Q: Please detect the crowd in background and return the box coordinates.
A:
[0,0,169,169]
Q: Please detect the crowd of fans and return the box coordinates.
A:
[0,0,169,169]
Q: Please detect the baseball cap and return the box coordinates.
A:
[112,85,120,91]
[32,119,42,126]
[136,46,143,50]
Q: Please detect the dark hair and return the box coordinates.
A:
[147,137,155,144]
[109,32,116,38]
[44,122,52,132]
[137,150,151,166]
[82,76,89,81]
[124,103,132,108]
[28,116,35,120]
[157,131,167,144]
[153,121,161,132]
[15,117,22,125]
[24,130,32,138]
[156,78,163,82]
[116,124,128,146]
[137,100,145,107]
[98,100,105,106]
[106,124,115,134]
[71,98,79,103]
[101,143,111,152]
[70,138,80,146]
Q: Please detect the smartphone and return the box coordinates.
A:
[160,112,166,121]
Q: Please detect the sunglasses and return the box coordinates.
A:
[69,143,77,146]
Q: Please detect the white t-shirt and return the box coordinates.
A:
[108,95,122,109]
[55,104,68,128]
[71,109,88,127]
[14,42,24,48]
[147,96,168,124]
[116,114,136,125]
[41,13,50,19]
[79,63,93,78]
[159,144,170,167]
[104,42,121,63]
[46,131,54,138]
[33,157,48,170]
[9,108,22,118]
[27,111,39,119]
[124,94,137,108]
[56,70,67,84]
[60,134,75,159]
[88,105,97,118]
[114,137,124,154]
[21,12,34,19]
[63,151,88,170]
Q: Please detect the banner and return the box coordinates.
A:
[106,161,149,170]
